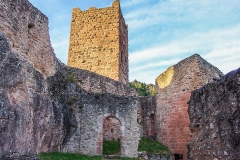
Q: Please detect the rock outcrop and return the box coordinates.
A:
[188,68,240,160]
[0,31,71,159]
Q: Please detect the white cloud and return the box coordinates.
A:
[129,24,240,83]
[121,0,145,7]
[124,0,240,30]
[130,58,181,72]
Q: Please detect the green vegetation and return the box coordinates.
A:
[103,140,120,155]
[39,152,137,160]
[129,80,156,96]
[39,138,170,159]
[67,73,77,83]
[138,138,170,155]
[39,152,102,160]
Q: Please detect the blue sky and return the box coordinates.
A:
[28,0,240,84]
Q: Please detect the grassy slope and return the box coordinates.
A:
[138,138,170,155]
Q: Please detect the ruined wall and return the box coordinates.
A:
[48,70,140,157]
[155,54,223,160]
[188,68,240,160]
[0,31,140,159]
[65,67,137,96]
[0,0,56,76]
[68,0,128,84]
[137,96,156,138]
[77,96,139,157]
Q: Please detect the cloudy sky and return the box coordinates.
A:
[28,0,240,84]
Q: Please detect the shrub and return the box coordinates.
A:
[67,73,77,83]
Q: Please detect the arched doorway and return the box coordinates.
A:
[102,116,121,155]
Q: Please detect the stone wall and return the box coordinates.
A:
[0,31,140,158]
[188,68,240,160]
[103,117,121,141]
[0,0,56,77]
[155,54,223,160]
[49,72,140,157]
[77,96,139,157]
[68,0,128,84]
[137,96,156,138]
[118,7,128,85]
[65,67,137,96]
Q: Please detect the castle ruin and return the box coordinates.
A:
[0,0,239,160]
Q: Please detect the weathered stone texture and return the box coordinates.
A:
[155,54,223,160]
[0,31,140,158]
[0,0,56,77]
[77,96,139,157]
[47,66,140,157]
[0,32,64,159]
[103,117,121,141]
[68,0,128,84]
[65,67,137,96]
[138,151,172,160]
[137,96,156,138]
[188,68,240,160]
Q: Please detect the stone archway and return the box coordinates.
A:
[102,116,121,155]
[96,113,126,156]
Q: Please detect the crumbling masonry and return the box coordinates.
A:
[0,0,239,160]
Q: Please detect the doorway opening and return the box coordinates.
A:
[102,116,121,155]
[174,154,183,160]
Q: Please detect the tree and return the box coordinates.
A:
[129,80,156,96]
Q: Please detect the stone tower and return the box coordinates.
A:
[68,0,128,85]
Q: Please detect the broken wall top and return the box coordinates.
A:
[0,0,57,76]
[156,54,223,94]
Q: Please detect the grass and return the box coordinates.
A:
[39,138,170,159]
[39,152,102,160]
[103,140,121,155]
[138,137,170,155]
[39,152,137,160]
